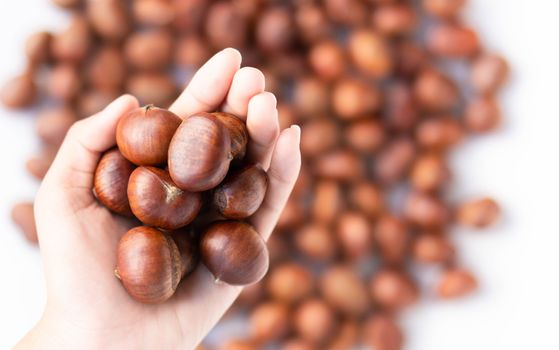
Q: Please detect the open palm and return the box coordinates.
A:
[18,49,301,350]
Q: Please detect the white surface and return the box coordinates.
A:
[1,0,558,349]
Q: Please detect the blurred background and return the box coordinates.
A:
[1,0,558,349]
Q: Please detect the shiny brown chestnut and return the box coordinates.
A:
[200,221,269,285]
[11,202,38,244]
[0,74,37,109]
[213,164,268,219]
[319,265,371,317]
[94,148,135,216]
[116,105,182,166]
[169,112,247,192]
[128,167,202,230]
[249,301,291,342]
[116,226,197,304]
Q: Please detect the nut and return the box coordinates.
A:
[94,148,135,217]
[456,197,500,228]
[319,265,370,316]
[11,202,38,244]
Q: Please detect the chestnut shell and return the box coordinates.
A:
[94,148,135,216]
[168,112,232,192]
[200,221,269,285]
[128,167,203,230]
[213,164,268,219]
[116,105,182,166]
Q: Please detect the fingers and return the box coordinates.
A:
[221,67,266,118]
[46,95,139,187]
[170,48,242,118]
[251,125,301,240]
[246,92,279,169]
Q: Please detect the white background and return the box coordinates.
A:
[1,0,558,349]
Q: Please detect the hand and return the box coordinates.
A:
[16,49,301,350]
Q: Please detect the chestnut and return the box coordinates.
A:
[47,64,82,102]
[249,301,291,342]
[332,78,382,120]
[200,221,269,285]
[87,0,131,42]
[77,89,120,119]
[25,148,57,180]
[412,232,455,264]
[349,182,384,218]
[116,105,182,166]
[295,4,330,44]
[464,96,501,133]
[374,137,417,184]
[277,198,306,231]
[348,29,393,78]
[312,149,364,182]
[236,282,265,307]
[471,54,509,94]
[126,72,178,107]
[294,223,337,262]
[25,31,51,64]
[324,0,367,26]
[205,2,247,49]
[301,118,341,157]
[293,77,329,119]
[319,265,370,317]
[256,7,294,53]
[128,167,202,229]
[336,211,374,260]
[422,0,466,18]
[94,148,135,217]
[11,202,38,244]
[404,191,449,228]
[51,0,80,8]
[169,112,247,192]
[374,215,409,265]
[410,153,450,192]
[36,107,77,146]
[266,263,314,304]
[0,74,37,109]
[327,321,359,350]
[369,269,418,310]
[213,164,268,219]
[427,23,480,58]
[385,81,419,132]
[293,298,338,345]
[173,0,208,32]
[132,0,175,27]
[436,268,478,299]
[344,119,385,154]
[116,226,197,303]
[415,116,463,150]
[308,40,346,81]
[456,197,500,229]
[124,29,174,71]
[362,314,403,350]
[373,4,417,36]
[86,46,127,92]
[394,40,428,77]
[175,35,212,68]
[51,15,91,63]
[312,180,345,224]
[413,69,458,112]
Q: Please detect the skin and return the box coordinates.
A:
[15,48,301,350]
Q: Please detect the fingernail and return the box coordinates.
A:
[289,124,301,145]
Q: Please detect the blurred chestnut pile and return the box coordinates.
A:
[96,106,269,303]
[2,0,508,349]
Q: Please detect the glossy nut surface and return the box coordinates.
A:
[201,221,269,285]
[94,148,135,216]
[116,105,181,166]
[128,167,202,229]
[213,164,268,219]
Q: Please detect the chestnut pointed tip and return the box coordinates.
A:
[114,268,121,280]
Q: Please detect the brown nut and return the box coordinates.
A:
[116,105,182,166]
[312,149,364,182]
[312,180,344,224]
[326,320,359,350]
[126,72,178,107]
[116,227,197,304]
[372,4,417,36]
[404,191,449,228]
[36,107,76,146]
[437,268,478,299]
[51,15,91,63]
[332,78,382,120]
[168,112,245,192]
[336,211,374,260]
[370,269,418,310]
[374,137,417,184]
[348,29,393,78]
[295,4,330,44]
[0,74,37,109]
[256,6,294,53]
[77,89,120,118]
[211,112,249,160]
[374,215,409,265]
[301,118,340,157]
[175,35,212,68]
[236,282,265,307]
[293,298,338,345]
[456,197,500,229]
[410,153,450,192]
[87,0,130,42]
[47,64,81,102]
[385,81,419,132]
[464,96,501,133]
[249,301,291,342]
[344,119,385,153]
[87,46,127,91]
[277,198,306,231]
[128,167,203,229]
[294,223,337,262]
[423,0,466,18]
[471,54,509,94]
[205,2,247,49]
[25,148,57,180]
[133,0,175,27]
[308,41,346,81]
[319,265,370,317]
[124,29,174,71]
[51,0,81,8]
[427,23,480,58]
[363,314,403,350]
[416,116,463,150]
[267,263,314,304]
[213,164,268,219]
[25,31,52,64]
[94,148,135,217]
[414,69,458,112]
[324,0,367,26]
[293,77,329,118]
[173,0,208,32]
[200,221,269,285]
[11,202,38,244]
[412,233,455,264]
[349,182,384,218]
